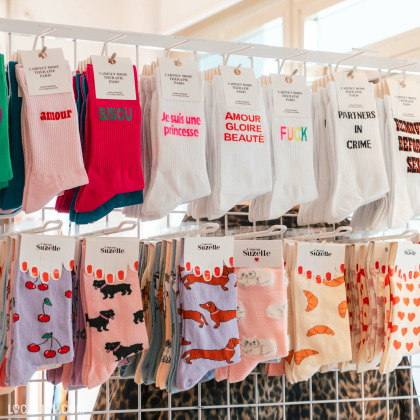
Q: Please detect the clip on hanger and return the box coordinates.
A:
[141,222,219,242]
[290,226,353,241]
[164,39,190,66]
[100,33,127,62]
[2,220,63,236]
[232,225,287,240]
[335,229,418,244]
[74,221,137,239]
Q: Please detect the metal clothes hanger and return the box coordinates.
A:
[141,222,219,242]
[288,226,353,241]
[335,229,418,244]
[74,221,138,238]
[232,225,287,239]
[2,220,63,236]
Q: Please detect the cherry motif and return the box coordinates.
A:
[28,332,70,358]
[13,314,19,322]
[38,284,49,291]
[27,343,40,352]
[44,350,56,358]
[38,298,52,323]
[65,290,72,299]
[25,281,36,290]
[58,345,70,354]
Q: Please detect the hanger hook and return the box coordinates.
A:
[334,48,378,72]
[385,62,418,79]
[32,27,55,51]
[223,45,253,66]
[278,51,308,75]
[101,34,126,57]
[165,39,190,58]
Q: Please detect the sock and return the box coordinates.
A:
[291,243,351,382]
[46,365,63,385]
[266,359,286,376]
[176,246,240,391]
[225,266,288,383]
[141,66,210,219]
[74,64,144,213]
[0,55,12,185]
[15,64,88,213]
[6,236,74,386]
[81,239,148,389]
[0,62,24,211]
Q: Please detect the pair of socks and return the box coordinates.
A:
[15,63,88,213]
[0,55,12,188]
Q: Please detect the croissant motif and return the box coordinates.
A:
[285,349,294,365]
[338,301,347,318]
[323,276,345,287]
[294,349,319,365]
[307,325,335,337]
[303,290,318,312]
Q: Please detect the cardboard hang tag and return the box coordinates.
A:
[183,237,234,278]
[158,57,202,102]
[333,71,375,113]
[271,74,310,119]
[219,65,259,110]
[91,55,136,100]
[234,240,283,268]
[394,241,419,274]
[84,237,140,284]
[19,235,77,283]
[295,243,346,284]
[19,48,72,96]
[386,79,420,121]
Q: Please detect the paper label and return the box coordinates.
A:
[387,79,420,120]
[19,48,72,96]
[394,241,419,273]
[219,65,259,110]
[334,71,375,112]
[271,74,310,118]
[91,55,136,100]
[234,240,283,268]
[184,237,234,277]
[158,57,201,102]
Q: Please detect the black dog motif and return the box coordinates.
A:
[93,280,132,299]
[133,310,144,324]
[105,341,143,361]
[85,309,115,332]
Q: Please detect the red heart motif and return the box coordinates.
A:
[404,297,410,306]
[406,283,414,292]
[255,258,259,262]
[393,296,400,305]
[413,327,420,336]
[402,327,408,336]
[408,313,416,322]
[393,340,402,350]
[391,325,398,333]
[406,342,414,352]
[398,312,405,320]
[397,283,402,291]
[414,298,420,307]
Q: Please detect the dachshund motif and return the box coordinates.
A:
[181,338,240,364]
[199,301,237,328]
[181,274,230,291]
[178,304,208,328]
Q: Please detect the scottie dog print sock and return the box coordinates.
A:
[0,55,12,186]
[291,243,351,382]
[226,266,288,383]
[15,64,88,213]
[325,74,389,222]
[0,62,24,211]
[81,239,148,389]
[6,237,74,386]
[176,247,239,391]
[380,242,420,374]
[207,73,272,219]
[141,65,210,220]
[74,64,144,213]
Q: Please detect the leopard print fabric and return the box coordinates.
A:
[92,206,419,419]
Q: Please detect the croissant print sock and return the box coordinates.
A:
[81,243,148,389]
[380,242,420,374]
[226,267,288,383]
[6,248,74,386]
[291,243,351,382]
[15,64,88,214]
[176,248,240,391]
[74,64,143,213]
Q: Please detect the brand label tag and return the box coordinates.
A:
[158,57,201,102]
[394,241,419,272]
[219,65,259,110]
[19,48,72,96]
[271,74,310,118]
[234,240,283,268]
[387,79,420,120]
[91,55,136,100]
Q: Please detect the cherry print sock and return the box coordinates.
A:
[15,64,88,213]
[81,242,148,389]
[74,64,144,213]
[176,246,239,391]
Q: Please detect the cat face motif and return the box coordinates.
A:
[237,302,245,322]
[241,338,260,354]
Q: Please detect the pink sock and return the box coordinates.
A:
[74,64,144,213]
[266,359,285,376]
[15,64,88,213]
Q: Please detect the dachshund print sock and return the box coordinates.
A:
[176,246,240,391]
[81,243,148,389]
[226,266,288,383]
[290,243,351,383]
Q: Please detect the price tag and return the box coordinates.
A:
[219,65,259,110]
[19,48,72,96]
[387,79,420,120]
[334,71,375,112]
[271,74,310,118]
[158,57,201,102]
[91,55,136,100]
